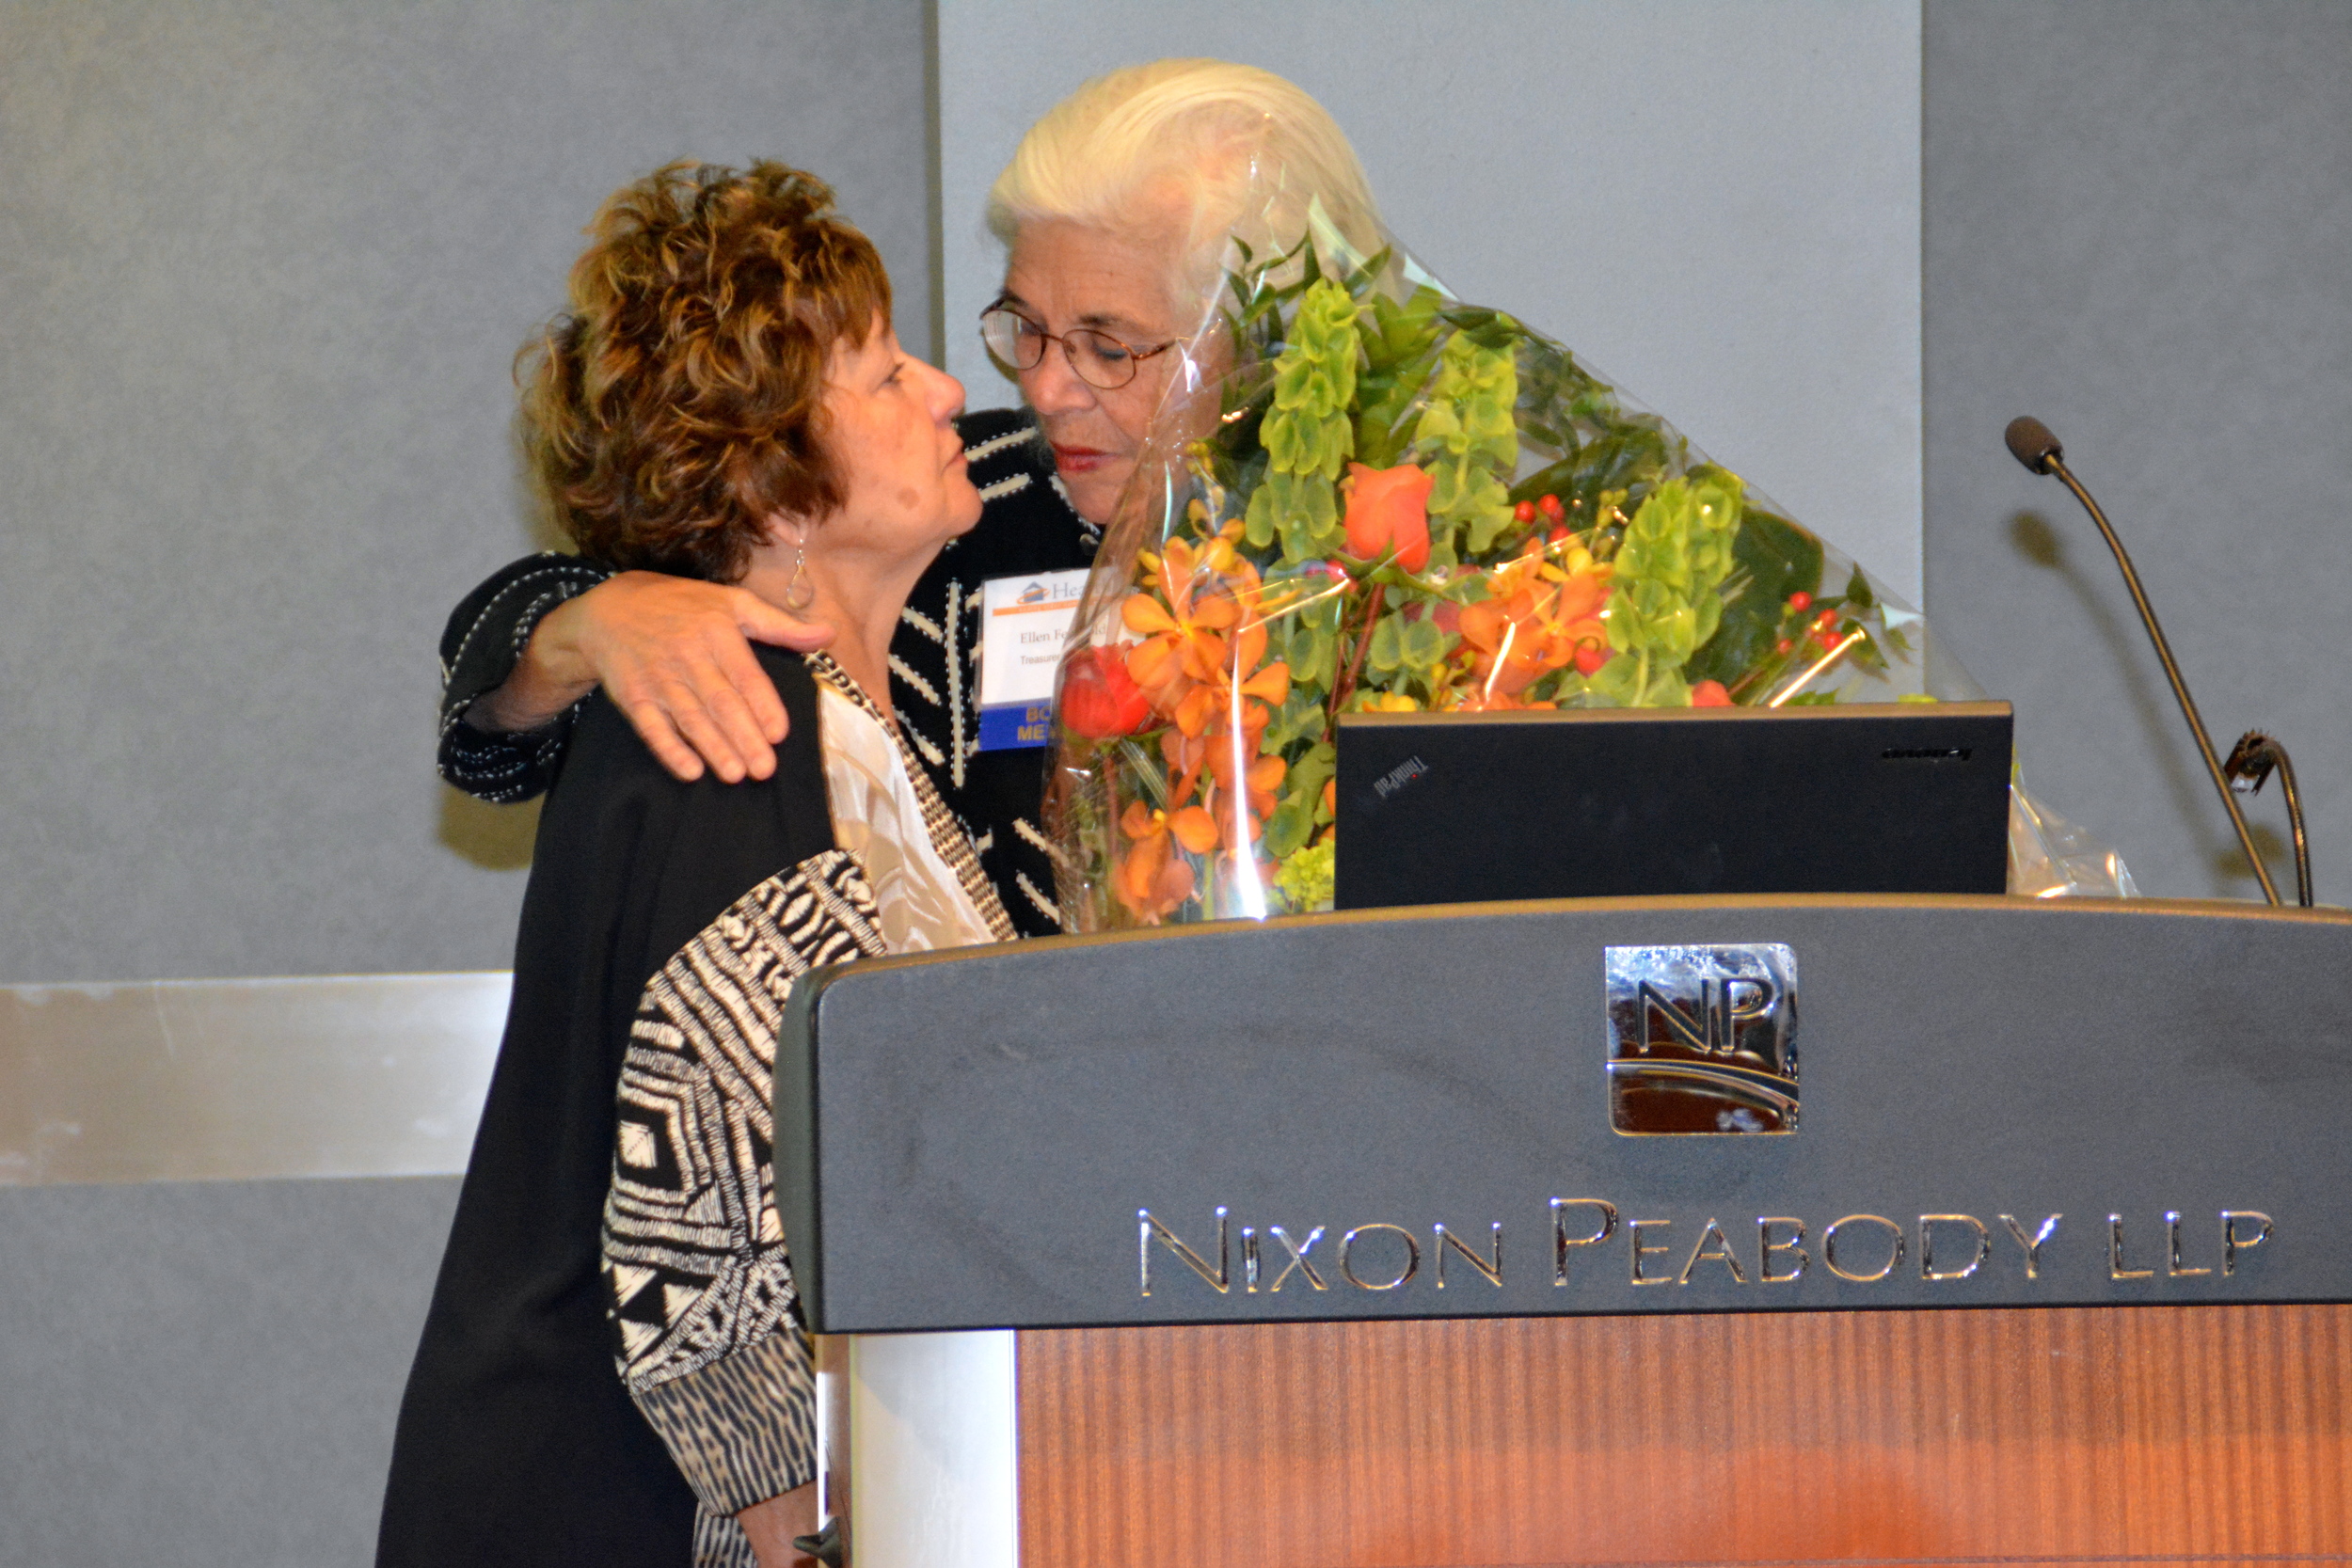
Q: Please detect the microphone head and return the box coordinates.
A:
[2005,416,2063,475]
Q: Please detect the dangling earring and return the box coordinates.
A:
[781,537,816,615]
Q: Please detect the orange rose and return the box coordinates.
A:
[1343,462,1433,571]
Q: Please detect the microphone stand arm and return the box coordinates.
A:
[2225,731,2312,909]
[2045,458,2282,906]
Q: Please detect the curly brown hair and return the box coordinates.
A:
[518,161,891,581]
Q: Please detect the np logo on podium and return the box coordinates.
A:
[1606,944,1800,1135]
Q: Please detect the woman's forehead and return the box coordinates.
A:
[1003,218,1183,333]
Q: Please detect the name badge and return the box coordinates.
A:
[977,570,1088,751]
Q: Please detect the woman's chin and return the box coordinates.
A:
[1057,466,1128,527]
[946,479,984,536]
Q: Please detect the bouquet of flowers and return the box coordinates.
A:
[1047,217,2126,928]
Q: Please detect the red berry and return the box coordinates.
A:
[1538,493,1565,519]
[1813,609,1837,633]
[1548,526,1571,546]
[1775,638,1794,656]
[1513,499,1536,524]
[1788,591,1813,612]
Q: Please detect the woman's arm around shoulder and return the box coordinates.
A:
[439,556,835,800]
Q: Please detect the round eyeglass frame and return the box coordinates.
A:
[977,305,1178,391]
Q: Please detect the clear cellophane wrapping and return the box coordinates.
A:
[1046,207,2129,928]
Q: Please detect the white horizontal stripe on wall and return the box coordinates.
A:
[0,974,506,1185]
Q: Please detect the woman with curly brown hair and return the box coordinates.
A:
[378,162,1009,1568]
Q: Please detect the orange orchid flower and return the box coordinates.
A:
[1113,798,1219,924]
[1456,541,1613,702]
[1158,684,1278,816]
[1200,739,1287,850]
[1123,530,1284,714]
[1122,532,1243,716]
[1120,523,1294,753]
[1112,515,1305,872]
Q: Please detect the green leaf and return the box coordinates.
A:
[1244,484,1278,547]
[1263,797,1314,861]
[1280,512,1319,565]
[1263,689,1326,752]
[1683,507,1825,690]
[1292,624,1334,687]
[1367,613,1405,673]
[1287,739,1336,809]
[1583,651,1645,706]
[1400,617,1452,670]
[1507,453,1585,507]
[1461,481,1516,553]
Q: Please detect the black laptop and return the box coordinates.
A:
[1333,702,2013,911]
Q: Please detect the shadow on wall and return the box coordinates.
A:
[434,421,563,874]
[439,787,539,872]
[2007,510,2287,896]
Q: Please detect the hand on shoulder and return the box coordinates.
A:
[481,571,832,784]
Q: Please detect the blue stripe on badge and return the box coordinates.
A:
[977,701,1055,752]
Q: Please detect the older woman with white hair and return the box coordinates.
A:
[977,56,1380,522]
[438,59,1380,936]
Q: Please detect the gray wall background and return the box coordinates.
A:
[0,1176,461,1565]
[1924,0,2349,903]
[4,3,2349,1564]
[0,0,931,987]
[940,0,1928,608]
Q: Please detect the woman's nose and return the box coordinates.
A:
[1021,348,1096,417]
[924,361,967,422]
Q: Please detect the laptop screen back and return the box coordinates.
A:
[1333,702,2013,911]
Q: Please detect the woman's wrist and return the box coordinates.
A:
[462,596,599,732]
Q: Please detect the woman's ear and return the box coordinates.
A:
[763,513,810,552]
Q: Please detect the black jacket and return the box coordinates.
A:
[381,653,837,1566]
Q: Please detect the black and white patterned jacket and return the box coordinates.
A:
[437,406,1099,937]
[385,646,1014,1568]
[600,653,1012,1567]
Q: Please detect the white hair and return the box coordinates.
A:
[985,59,1383,310]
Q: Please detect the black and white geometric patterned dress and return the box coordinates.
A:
[383,645,1010,1568]
[599,654,1012,1567]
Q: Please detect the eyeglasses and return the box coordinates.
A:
[978,305,1178,391]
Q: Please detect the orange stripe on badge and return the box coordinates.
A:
[991,599,1083,616]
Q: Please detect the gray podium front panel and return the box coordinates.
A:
[774,896,2352,1333]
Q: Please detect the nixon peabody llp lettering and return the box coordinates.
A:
[1137,1202,2274,1297]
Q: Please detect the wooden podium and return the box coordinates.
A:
[775,895,2352,1565]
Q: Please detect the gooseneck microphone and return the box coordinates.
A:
[2224,731,2313,908]
[2003,416,2283,906]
